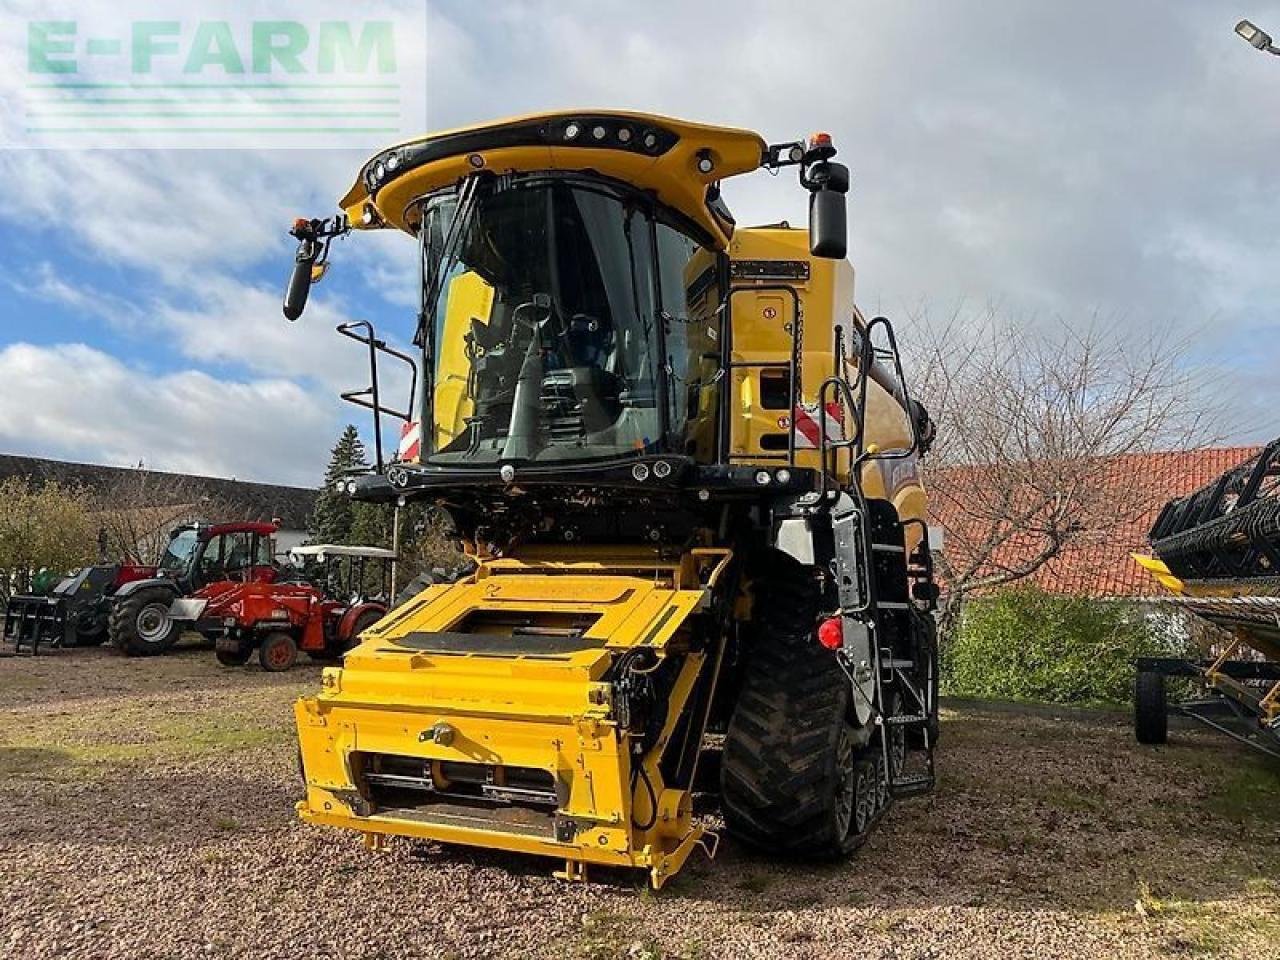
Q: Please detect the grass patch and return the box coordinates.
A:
[0,707,291,773]
[1203,761,1279,824]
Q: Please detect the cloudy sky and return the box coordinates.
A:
[1,1,1278,486]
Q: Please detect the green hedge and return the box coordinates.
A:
[942,585,1186,706]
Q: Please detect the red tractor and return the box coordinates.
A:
[107,521,282,656]
[5,520,283,656]
[168,544,394,671]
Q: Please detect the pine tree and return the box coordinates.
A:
[308,425,369,544]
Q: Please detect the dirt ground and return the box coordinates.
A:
[1,642,1277,960]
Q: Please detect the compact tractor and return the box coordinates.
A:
[283,111,939,887]
[4,520,281,656]
[173,544,394,671]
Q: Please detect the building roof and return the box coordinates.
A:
[0,454,317,531]
[928,446,1263,599]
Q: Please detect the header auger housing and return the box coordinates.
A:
[284,110,939,887]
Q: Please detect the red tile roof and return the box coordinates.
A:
[927,446,1262,599]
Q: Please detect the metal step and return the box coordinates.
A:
[880,657,916,670]
[874,601,911,611]
[884,713,929,727]
[890,773,935,797]
[871,543,905,554]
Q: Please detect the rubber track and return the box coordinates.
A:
[721,554,855,857]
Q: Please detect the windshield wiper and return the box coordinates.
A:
[415,173,484,349]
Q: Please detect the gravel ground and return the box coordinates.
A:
[1,642,1277,960]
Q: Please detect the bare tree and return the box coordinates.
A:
[909,308,1218,635]
[91,468,239,564]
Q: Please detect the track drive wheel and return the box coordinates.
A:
[1134,670,1168,745]
[259,632,298,672]
[109,586,178,657]
[721,551,876,858]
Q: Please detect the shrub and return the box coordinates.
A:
[942,584,1187,705]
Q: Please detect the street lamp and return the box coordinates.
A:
[1235,19,1280,55]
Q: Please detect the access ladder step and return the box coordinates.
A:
[890,773,936,797]
[884,713,929,727]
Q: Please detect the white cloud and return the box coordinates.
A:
[0,342,336,484]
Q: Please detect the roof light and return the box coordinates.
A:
[632,463,650,482]
[775,468,791,485]
[374,161,386,181]
[787,144,805,163]
[499,464,516,483]
[696,151,715,174]
[652,460,672,478]
[467,153,485,169]
[386,153,400,171]
[592,124,607,141]
[642,131,659,151]
[361,204,377,226]
[617,126,633,143]
[564,121,582,140]
[754,470,772,486]
[817,617,843,651]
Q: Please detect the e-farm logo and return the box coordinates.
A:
[4,2,427,149]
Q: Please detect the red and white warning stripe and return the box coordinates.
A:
[396,420,422,462]
[792,402,845,449]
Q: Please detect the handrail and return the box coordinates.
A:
[336,320,419,473]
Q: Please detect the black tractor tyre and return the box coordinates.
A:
[72,622,109,647]
[720,552,874,859]
[215,646,252,667]
[1134,670,1168,745]
[259,631,298,672]
[109,586,179,657]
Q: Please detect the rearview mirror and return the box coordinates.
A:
[807,160,850,260]
[283,239,319,321]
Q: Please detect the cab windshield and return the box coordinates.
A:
[158,528,199,572]
[416,175,722,467]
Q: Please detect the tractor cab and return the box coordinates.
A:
[157,521,280,593]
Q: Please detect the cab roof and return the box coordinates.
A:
[342,110,768,249]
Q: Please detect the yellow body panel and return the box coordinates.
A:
[345,111,766,248]
[727,227,927,548]
[295,547,729,886]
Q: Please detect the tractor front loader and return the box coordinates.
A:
[284,111,939,887]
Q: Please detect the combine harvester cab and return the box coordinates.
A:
[1134,438,1280,756]
[284,111,941,886]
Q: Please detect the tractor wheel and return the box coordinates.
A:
[72,621,109,647]
[258,631,298,672]
[215,646,252,667]
[721,552,876,858]
[1134,670,1168,745]
[341,606,385,653]
[109,587,178,657]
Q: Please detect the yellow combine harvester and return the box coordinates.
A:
[282,111,939,886]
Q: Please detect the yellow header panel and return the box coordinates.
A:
[341,110,767,249]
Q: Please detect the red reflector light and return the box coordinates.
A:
[817,617,843,650]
